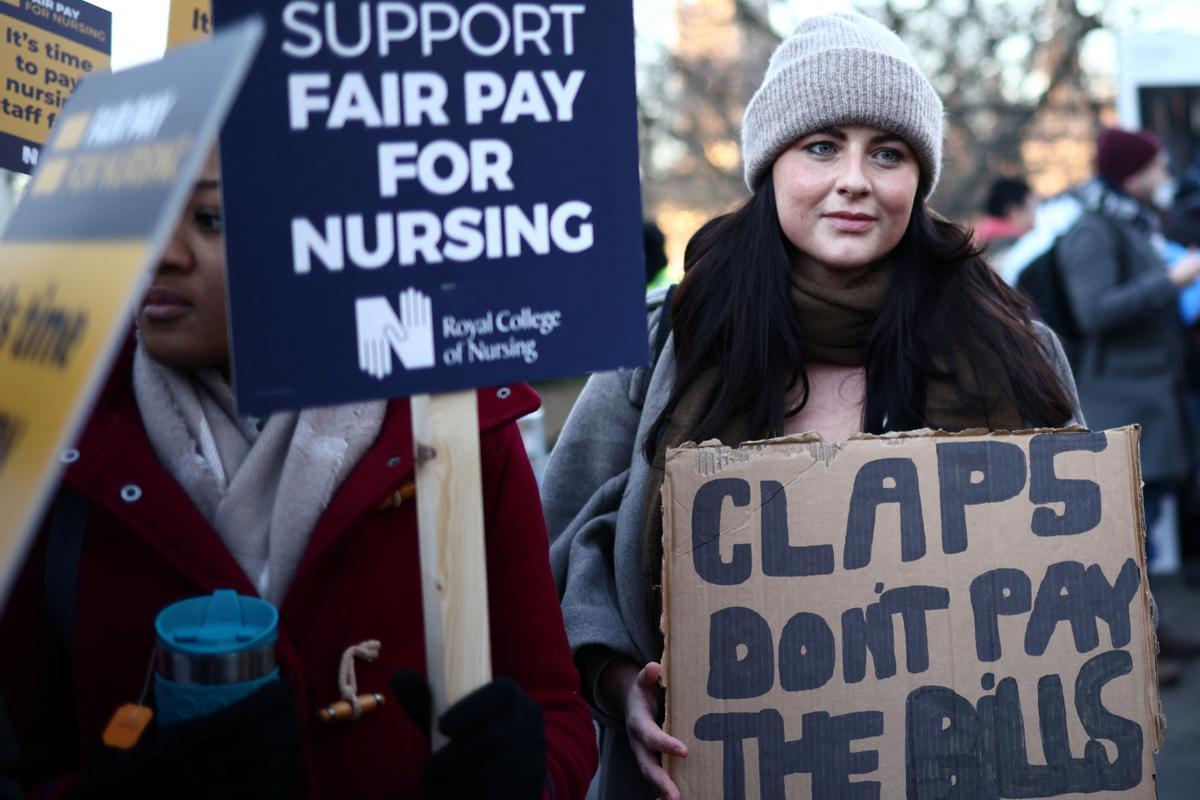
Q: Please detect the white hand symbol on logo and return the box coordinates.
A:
[355,288,436,379]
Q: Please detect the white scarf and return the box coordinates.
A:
[132,342,386,605]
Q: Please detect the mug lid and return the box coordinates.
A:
[155,589,278,655]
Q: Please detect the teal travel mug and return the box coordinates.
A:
[154,589,280,725]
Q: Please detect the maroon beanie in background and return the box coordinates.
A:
[1096,127,1162,185]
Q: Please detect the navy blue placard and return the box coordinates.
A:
[213,1,647,414]
[0,130,39,173]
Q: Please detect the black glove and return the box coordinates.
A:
[70,677,302,800]
[391,670,547,800]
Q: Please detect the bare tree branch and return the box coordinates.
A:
[641,0,1114,220]
[731,0,781,42]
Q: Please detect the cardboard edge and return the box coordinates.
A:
[669,432,825,453]
[1123,425,1166,753]
[659,463,679,782]
[665,424,1097,457]
[844,423,1092,440]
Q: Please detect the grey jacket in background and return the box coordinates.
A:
[543,289,1084,799]
[1056,210,1188,483]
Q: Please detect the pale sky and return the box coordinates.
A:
[637,0,1200,44]
[88,0,168,71]
[93,0,1200,73]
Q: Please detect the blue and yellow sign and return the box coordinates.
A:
[167,0,211,49]
[0,0,111,174]
[0,20,262,605]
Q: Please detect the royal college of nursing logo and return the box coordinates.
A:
[354,288,436,379]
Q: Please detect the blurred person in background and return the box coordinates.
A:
[1165,148,1200,248]
[1165,148,1200,586]
[643,221,670,291]
[1055,128,1200,682]
[542,13,1082,799]
[974,176,1038,267]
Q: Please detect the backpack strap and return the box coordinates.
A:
[0,693,21,798]
[44,486,88,657]
[1097,212,1130,284]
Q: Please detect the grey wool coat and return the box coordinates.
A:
[1056,211,1189,483]
[542,289,1084,800]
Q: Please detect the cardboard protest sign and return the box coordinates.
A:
[0,0,110,174]
[166,0,211,49]
[0,20,262,606]
[662,428,1160,799]
[212,1,646,415]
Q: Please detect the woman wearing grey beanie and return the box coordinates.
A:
[543,12,1082,799]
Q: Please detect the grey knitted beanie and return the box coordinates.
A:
[741,12,944,195]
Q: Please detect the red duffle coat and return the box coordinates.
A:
[0,342,597,799]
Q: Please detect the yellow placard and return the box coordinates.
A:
[0,9,110,146]
[166,0,211,49]
[0,20,263,607]
[0,239,147,558]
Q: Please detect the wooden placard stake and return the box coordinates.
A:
[411,389,491,749]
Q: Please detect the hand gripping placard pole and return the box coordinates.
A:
[411,390,491,749]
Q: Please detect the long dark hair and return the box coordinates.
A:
[644,172,1074,461]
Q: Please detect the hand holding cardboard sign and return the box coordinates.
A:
[611,660,687,800]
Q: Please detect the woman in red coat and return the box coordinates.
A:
[0,152,597,799]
